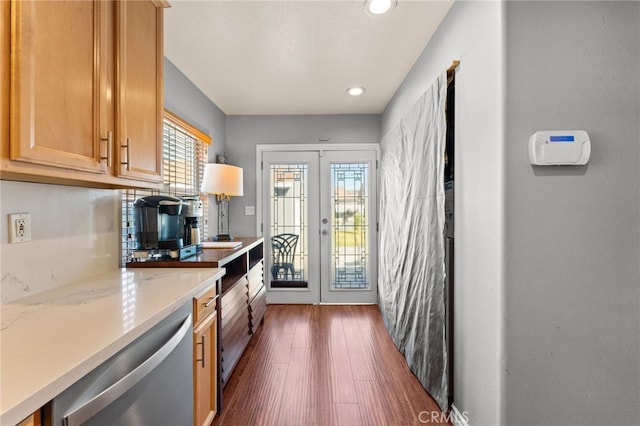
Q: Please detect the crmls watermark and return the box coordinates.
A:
[417,409,470,424]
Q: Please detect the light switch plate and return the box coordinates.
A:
[245,206,255,216]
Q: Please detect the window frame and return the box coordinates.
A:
[120,110,212,265]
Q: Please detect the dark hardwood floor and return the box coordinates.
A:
[214,304,451,426]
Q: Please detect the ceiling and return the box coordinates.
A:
[164,0,454,115]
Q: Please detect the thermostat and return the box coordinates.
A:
[529,130,591,165]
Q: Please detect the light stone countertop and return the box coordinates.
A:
[0,267,225,426]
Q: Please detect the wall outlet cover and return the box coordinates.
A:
[9,213,31,243]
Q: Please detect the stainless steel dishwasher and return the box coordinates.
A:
[51,303,193,426]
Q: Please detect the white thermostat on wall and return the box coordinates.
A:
[528,130,591,166]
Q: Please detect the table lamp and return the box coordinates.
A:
[201,163,244,241]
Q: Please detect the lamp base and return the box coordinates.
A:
[213,234,234,242]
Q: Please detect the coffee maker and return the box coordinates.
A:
[131,195,199,261]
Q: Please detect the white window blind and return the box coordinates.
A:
[121,112,210,265]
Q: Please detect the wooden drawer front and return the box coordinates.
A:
[247,263,264,301]
[193,286,217,325]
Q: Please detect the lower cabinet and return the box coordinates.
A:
[193,287,219,426]
[218,239,265,388]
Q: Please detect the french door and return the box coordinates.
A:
[259,145,378,304]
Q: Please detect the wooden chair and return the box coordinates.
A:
[271,233,299,280]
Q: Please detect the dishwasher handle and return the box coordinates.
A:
[63,314,193,426]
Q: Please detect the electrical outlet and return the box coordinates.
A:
[9,213,31,243]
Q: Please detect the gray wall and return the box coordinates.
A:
[164,58,227,236]
[225,115,380,237]
[164,58,227,158]
[382,2,506,425]
[504,2,640,425]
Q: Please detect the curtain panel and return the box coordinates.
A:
[378,71,448,410]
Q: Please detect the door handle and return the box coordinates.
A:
[100,131,113,167]
[121,138,131,171]
[322,230,328,236]
[196,335,206,368]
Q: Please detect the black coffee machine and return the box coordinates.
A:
[131,195,204,261]
[133,195,185,250]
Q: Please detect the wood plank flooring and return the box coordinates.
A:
[214,304,451,426]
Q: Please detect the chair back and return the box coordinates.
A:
[271,233,299,265]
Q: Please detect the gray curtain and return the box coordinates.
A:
[378,71,448,410]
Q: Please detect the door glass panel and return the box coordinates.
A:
[270,164,308,288]
[331,163,370,290]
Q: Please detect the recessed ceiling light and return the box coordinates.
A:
[347,87,365,96]
[365,0,396,15]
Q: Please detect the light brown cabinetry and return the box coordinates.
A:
[193,286,219,426]
[0,0,164,188]
[16,410,40,426]
[1,1,9,152]
[115,0,163,183]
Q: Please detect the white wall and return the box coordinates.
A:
[382,2,506,425]
[504,2,640,425]
[0,59,226,303]
[225,114,381,237]
[0,181,120,303]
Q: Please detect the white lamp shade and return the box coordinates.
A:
[201,163,244,196]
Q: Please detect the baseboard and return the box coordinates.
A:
[450,404,470,426]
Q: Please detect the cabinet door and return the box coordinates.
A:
[1,1,8,150]
[193,312,217,426]
[16,410,41,426]
[9,0,109,174]
[116,0,163,183]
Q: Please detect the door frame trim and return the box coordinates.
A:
[256,144,380,304]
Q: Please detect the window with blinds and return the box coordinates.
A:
[121,111,211,265]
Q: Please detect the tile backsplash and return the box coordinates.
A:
[0,181,120,303]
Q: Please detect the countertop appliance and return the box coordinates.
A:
[133,195,185,250]
[131,195,202,261]
[51,303,194,426]
[182,195,203,247]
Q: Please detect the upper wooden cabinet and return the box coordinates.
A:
[116,0,163,183]
[0,0,165,188]
[1,2,9,156]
